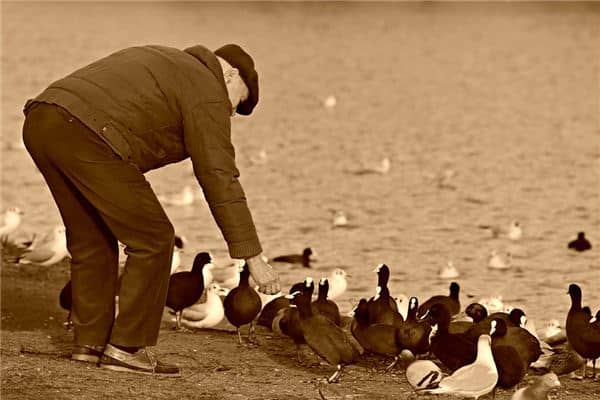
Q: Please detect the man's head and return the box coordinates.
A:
[214,44,258,116]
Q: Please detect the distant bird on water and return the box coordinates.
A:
[0,207,24,239]
[165,252,213,330]
[568,232,591,252]
[353,157,391,175]
[488,250,511,270]
[439,261,460,279]
[224,262,262,344]
[511,372,560,400]
[157,185,196,206]
[478,220,522,240]
[271,247,316,268]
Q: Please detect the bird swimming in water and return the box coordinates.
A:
[157,185,196,206]
[439,261,460,279]
[508,220,523,241]
[288,278,361,383]
[224,262,262,344]
[511,372,560,400]
[353,157,391,175]
[165,252,213,330]
[488,250,511,270]
[180,283,228,329]
[271,247,316,268]
[17,225,69,266]
[567,232,592,252]
[418,281,461,318]
[0,207,24,239]
[566,283,600,378]
[421,334,498,399]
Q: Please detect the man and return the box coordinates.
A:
[22,43,280,377]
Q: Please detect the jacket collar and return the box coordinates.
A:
[183,45,227,96]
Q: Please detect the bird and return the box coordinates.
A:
[289,278,361,383]
[463,308,529,340]
[165,252,213,330]
[538,319,566,345]
[223,262,262,344]
[353,157,391,175]
[311,278,340,326]
[421,334,498,399]
[465,303,489,323]
[350,298,403,372]
[17,225,69,266]
[417,281,461,318]
[180,283,228,329]
[59,280,73,329]
[396,297,431,357]
[439,261,460,279]
[568,232,592,252]
[257,282,306,329]
[511,372,561,400]
[331,210,348,228]
[491,317,542,365]
[478,295,507,314]
[248,149,268,165]
[394,294,410,321]
[489,319,532,389]
[531,342,585,377]
[508,220,523,240]
[566,283,600,378]
[367,264,399,323]
[323,95,337,108]
[488,250,511,270]
[327,268,348,300]
[423,303,478,371]
[0,207,24,239]
[271,247,315,268]
[157,185,196,206]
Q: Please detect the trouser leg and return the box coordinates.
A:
[23,103,174,347]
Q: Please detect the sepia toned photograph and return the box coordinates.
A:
[1,1,599,399]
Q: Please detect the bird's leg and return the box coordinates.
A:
[296,344,303,364]
[248,321,259,345]
[237,328,243,345]
[175,311,182,330]
[327,365,343,383]
[64,311,73,331]
[491,386,497,400]
[384,356,399,373]
[593,358,597,380]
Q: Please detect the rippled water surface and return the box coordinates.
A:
[2,2,599,325]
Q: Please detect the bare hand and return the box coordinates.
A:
[246,254,280,295]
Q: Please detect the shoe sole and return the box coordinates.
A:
[100,364,181,377]
[71,354,100,363]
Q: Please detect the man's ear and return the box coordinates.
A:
[224,68,239,83]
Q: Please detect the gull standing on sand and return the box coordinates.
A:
[327,268,348,300]
[421,334,498,399]
[18,225,69,266]
[181,283,228,329]
[0,207,24,238]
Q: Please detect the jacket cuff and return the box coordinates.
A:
[227,237,263,259]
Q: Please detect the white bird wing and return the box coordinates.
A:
[439,363,497,393]
[20,245,56,263]
[181,303,209,321]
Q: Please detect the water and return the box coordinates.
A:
[2,2,599,325]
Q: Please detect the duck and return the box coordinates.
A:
[538,319,566,345]
[0,207,24,238]
[289,278,361,383]
[490,319,530,389]
[490,317,542,367]
[417,281,461,318]
[568,232,592,252]
[311,278,340,326]
[396,297,431,357]
[58,280,73,329]
[421,335,498,399]
[511,372,561,400]
[464,308,528,341]
[350,299,402,372]
[18,225,69,266]
[367,264,400,324]
[423,303,477,371]
[465,303,489,323]
[257,282,305,329]
[488,250,511,270]
[566,283,600,378]
[223,262,262,344]
[165,252,213,330]
[180,283,228,329]
[508,220,523,241]
[327,268,348,300]
[438,261,460,279]
[531,342,585,376]
[271,247,315,268]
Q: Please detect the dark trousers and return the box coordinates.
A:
[22,103,174,347]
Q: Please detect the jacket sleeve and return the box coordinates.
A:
[182,100,262,259]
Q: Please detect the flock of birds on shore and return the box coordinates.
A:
[2,206,599,399]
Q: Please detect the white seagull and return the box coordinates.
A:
[439,261,460,279]
[0,207,24,238]
[488,250,511,270]
[180,283,228,329]
[157,185,196,206]
[327,268,348,300]
[18,225,69,266]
